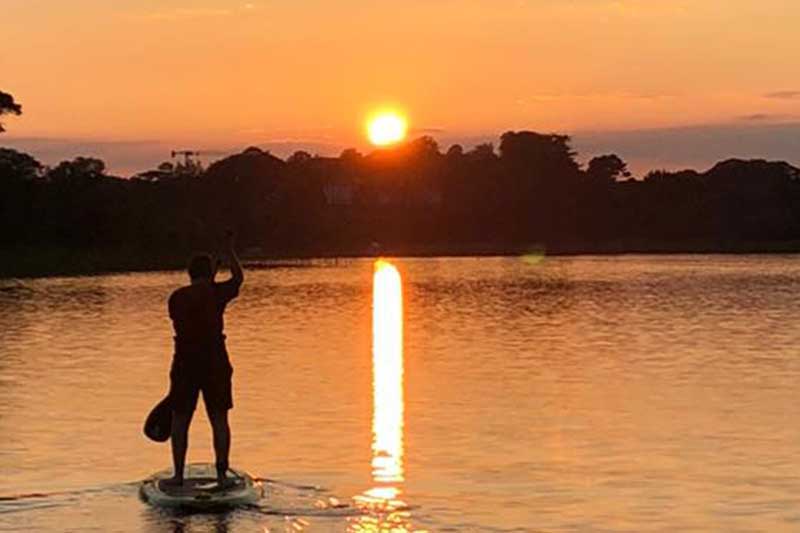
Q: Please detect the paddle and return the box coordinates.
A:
[143,395,172,442]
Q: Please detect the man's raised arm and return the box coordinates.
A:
[225,231,244,285]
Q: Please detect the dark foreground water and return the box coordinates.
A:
[2,256,800,532]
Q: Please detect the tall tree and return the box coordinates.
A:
[0,148,42,181]
[0,91,22,133]
[587,154,631,183]
[47,157,107,183]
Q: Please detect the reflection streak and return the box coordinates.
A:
[371,260,404,485]
[350,260,416,532]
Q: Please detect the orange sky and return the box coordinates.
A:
[3,0,800,173]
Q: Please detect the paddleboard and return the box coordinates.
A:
[140,463,263,509]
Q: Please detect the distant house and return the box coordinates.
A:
[301,156,357,207]
[310,154,444,208]
[323,182,355,206]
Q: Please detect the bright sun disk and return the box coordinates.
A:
[367,112,408,146]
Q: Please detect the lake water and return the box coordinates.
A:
[2,255,800,532]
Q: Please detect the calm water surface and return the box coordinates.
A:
[2,256,800,532]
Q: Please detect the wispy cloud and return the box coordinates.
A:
[411,127,446,135]
[573,121,800,174]
[141,8,233,21]
[738,113,796,122]
[740,113,774,121]
[516,91,669,106]
[134,3,260,21]
[764,90,800,100]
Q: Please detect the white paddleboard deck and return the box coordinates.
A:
[140,463,263,509]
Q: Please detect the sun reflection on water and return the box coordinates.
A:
[370,260,404,485]
[348,260,422,532]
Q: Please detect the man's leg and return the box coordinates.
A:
[204,361,234,485]
[168,409,194,484]
[207,408,231,484]
[165,369,199,488]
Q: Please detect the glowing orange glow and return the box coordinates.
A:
[367,112,408,146]
[7,2,800,154]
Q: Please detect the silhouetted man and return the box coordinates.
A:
[163,232,243,489]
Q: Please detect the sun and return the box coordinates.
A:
[367,111,408,146]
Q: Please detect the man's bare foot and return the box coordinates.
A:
[212,475,238,491]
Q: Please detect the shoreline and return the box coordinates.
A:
[4,241,800,279]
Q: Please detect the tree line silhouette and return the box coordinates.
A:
[3,90,800,276]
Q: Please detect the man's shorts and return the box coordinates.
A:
[169,357,233,414]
